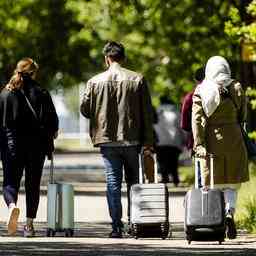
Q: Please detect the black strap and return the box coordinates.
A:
[21,89,42,123]
[228,86,246,130]
[3,96,7,128]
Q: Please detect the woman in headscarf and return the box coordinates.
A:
[192,56,249,239]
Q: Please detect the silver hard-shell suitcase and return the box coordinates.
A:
[130,153,169,239]
[46,155,74,237]
[184,155,225,244]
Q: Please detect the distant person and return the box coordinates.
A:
[192,56,249,239]
[180,67,205,153]
[0,58,59,237]
[154,95,185,186]
[80,41,154,238]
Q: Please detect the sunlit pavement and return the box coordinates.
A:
[0,222,255,256]
[0,152,255,255]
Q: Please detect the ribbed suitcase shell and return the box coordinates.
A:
[130,183,169,224]
[130,154,169,239]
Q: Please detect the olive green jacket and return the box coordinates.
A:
[192,81,249,185]
[80,62,154,147]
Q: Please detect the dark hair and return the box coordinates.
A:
[102,41,125,62]
[194,67,205,82]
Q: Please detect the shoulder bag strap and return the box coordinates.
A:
[20,89,39,121]
[228,85,246,130]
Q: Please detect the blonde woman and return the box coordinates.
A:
[0,58,59,236]
[192,56,249,239]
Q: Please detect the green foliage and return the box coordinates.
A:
[179,165,194,187]
[236,175,256,233]
[224,1,256,42]
[66,0,239,102]
[225,1,256,136]
[237,196,256,233]
[236,164,256,233]
[0,0,238,102]
[0,0,90,89]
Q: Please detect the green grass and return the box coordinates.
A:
[179,165,194,187]
[236,163,256,233]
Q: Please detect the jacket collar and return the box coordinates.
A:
[108,62,121,71]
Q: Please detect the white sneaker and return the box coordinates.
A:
[7,206,20,236]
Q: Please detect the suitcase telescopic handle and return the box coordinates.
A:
[194,154,214,189]
[50,153,54,184]
[139,153,143,184]
[153,153,158,184]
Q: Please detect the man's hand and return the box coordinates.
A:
[195,145,207,158]
[143,145,154,156]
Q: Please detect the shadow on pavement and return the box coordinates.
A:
[0,241,255,256]
[0,222,255,255]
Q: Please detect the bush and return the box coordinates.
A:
[236,196,256,233]
[236,165,256,233]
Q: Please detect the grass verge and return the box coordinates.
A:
[236,163,256,233]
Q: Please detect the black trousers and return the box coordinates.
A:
[1,148,45,218]
[156,146,181,185]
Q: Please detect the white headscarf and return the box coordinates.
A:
[199,56,234,117]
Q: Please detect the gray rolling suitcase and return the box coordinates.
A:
[46,155,74,237]
[130,153,169,239]
[184,155,225,244]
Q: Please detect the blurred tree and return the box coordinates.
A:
[0,0,239,103]
[225,0,256,133]
[66,0,238,103]
[0,0,90,89]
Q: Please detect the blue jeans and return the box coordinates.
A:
[100,146,140,230]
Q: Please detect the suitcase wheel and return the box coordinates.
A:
[64,229,74,237]
[186,233,192,244]
[131,224,138,239]
[161,223,169,239]
[46,228,56,237]
[218,237,225,245]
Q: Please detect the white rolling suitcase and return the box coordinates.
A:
[46,155,74,237]
[130,153,169,239]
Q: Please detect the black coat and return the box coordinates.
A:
[0,78,59,159]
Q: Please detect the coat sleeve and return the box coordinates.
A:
[1,91,19,157]
[192,86,207,150]
[180,92,193,131]
[139,77,154,146]
[231,82,247,123]
[43,90,59,134]
[80,81,92,119]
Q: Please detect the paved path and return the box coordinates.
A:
[0,222,255,256]
[0,186,255,256]
[0,152,255,255]
[0,185,185,223]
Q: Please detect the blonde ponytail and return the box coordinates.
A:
[6,58,39,91]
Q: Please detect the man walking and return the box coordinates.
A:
[80,41,154,238]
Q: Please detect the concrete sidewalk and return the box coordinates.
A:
[0,222,255,256]
[0,152,255,255]
[0,183,186,223]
